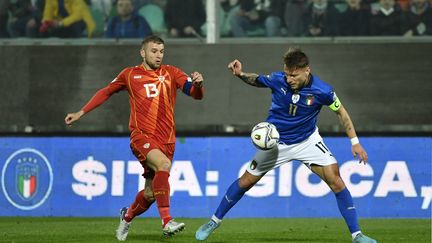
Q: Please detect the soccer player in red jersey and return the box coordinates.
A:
[64,35,204,240]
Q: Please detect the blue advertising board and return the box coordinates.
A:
[0,137,430,218]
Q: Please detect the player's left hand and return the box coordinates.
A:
[191,72,203,88]
[352,143,368,164]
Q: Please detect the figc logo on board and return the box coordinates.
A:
[1,148,53,210]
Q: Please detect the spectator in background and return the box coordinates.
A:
[165,0,206,38]
[304,0,340,37]
[369,0,404,35]
[106,0,152,38]
[7,0,44,38]
[403,0,432,36]
[40,0,96,38]
[0,0,9,37]
[229,0,285,37]
[284,0,308,37]
[339,0,371,36]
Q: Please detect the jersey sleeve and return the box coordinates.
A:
[108,68,129,92]
[168,65,204,99]
[256,72,282,89]
[321,87,342,112]
[170,65,190,89]
[81,68,128,113]
[256,74,272,88]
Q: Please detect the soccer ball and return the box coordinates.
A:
[250,122,280,150]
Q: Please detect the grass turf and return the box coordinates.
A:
[0,217,430,243]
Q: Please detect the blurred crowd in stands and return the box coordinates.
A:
[0,0,430,39]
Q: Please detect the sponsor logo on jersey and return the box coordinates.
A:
[306,95,314,106]
[158,76,165,83]
[292,94,300,104]
[143,143,150,149]
[1,148,53,210]
[134,75,142,79]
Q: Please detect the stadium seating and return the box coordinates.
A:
[138,4,166,34]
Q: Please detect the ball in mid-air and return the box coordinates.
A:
[250,122,279,150]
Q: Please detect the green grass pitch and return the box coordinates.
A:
[1,217,430,242]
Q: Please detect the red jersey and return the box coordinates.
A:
[82,64,203,144]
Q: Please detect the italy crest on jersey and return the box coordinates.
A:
[306,95,314,106]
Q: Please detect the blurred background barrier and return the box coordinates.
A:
[0,136,430,217]
[0,38,431,135]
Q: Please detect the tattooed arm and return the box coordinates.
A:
[227,59,264,87]
[236,72,263,87]
[336,105,368,164]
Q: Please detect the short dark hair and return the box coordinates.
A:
[283,48,309,70]
[141,35,164,49]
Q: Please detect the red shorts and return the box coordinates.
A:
[130,133,175,179]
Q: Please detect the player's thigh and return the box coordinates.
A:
[130,135,171,172]
[130,135,161,163]
[310,163,345,192]
[146,149,171,171]
[247,143,293,176]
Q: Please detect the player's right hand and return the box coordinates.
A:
[352,143,368,164]
[228,59,242,76]
[65,110,84,126]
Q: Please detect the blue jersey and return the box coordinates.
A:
[257,72,337,144]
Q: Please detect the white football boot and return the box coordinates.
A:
[116,207,130,241]
[162,219,185,237]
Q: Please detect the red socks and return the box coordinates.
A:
[152,171,172,226]
[124,189,154,222]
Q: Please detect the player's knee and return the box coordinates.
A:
[328,176,345,192]
[238,177,257,190]
[155,159,171,171]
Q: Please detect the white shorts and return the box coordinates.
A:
[247,128,337,176]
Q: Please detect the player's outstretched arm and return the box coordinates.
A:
[65,110,85,126]
[64,85,117,126]
[335,105,368,164]
[227,59,262,87]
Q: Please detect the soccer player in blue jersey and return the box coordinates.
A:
[196,48,377,243]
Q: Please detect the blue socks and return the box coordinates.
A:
[214,180,361,236]
[335,187,361,234]
[214,179,247,220]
